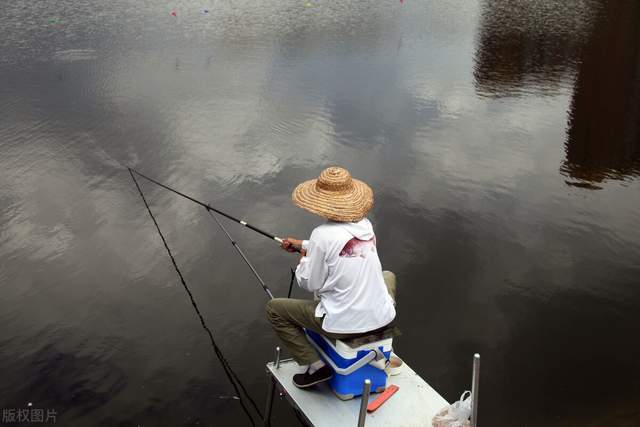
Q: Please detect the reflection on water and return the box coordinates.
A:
[474,0,640,188]
[1,0,640,426]
[473,0,598,97]
[563,0,640,186]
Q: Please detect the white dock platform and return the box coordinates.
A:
[265,358,449,426]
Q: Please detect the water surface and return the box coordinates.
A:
[1,0,639,425]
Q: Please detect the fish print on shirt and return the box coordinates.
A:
[339,237,376,258]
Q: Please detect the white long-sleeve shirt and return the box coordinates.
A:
[295,218,396,334]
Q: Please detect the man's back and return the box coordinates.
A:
[296,218,396,334]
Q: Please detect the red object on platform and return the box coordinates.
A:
[367,385,399,413]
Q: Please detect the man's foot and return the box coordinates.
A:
[387,353,404,376]
[293,365,333,388]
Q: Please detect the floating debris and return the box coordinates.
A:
[170,10,177,17]
[565,180,603,190]
[52,49,97,62]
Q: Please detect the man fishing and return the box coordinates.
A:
[266,166,397,389]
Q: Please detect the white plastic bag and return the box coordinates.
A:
[432,391,472,427]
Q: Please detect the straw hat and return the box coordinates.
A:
[292,167,373,222]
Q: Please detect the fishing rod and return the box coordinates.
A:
[207,209,274,300]
[128,168,263,426]
[128,168,286,245]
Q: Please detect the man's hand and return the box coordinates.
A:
[281,237,303,253]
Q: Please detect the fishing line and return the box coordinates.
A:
[128,168,262,426]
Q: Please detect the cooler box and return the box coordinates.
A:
[305,329,392,400]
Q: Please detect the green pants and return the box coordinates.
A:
[266,271,397,365]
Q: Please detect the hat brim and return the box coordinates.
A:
[292,178,373,222]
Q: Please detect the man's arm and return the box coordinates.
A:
[295,239,327,293]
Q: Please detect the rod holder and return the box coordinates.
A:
[357,379,371,427]
[275,347,281,369]
[471,353,480,427]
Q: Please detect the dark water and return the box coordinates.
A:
[1,0,639,425]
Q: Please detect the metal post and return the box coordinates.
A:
[471,353,480,427]
[357,379,371,427]
[264,372,275,427]
[275,347,281,369]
